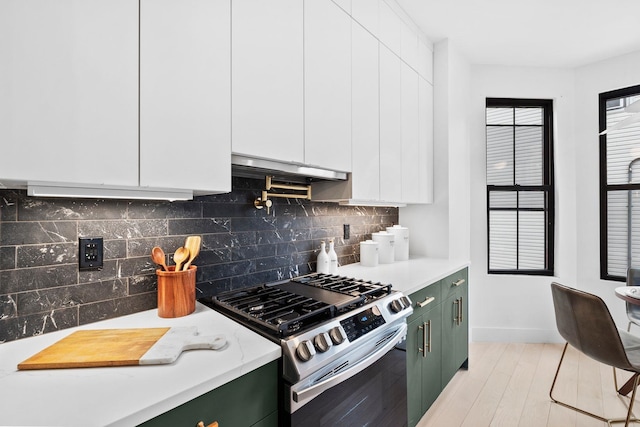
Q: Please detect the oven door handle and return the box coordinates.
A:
[292,323,407,404]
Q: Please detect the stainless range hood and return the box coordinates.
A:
[231,154,348,183]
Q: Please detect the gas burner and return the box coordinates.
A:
[201,273,396,339]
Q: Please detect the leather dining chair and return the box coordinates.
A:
[626,268,640,331]
[550,282,640,426]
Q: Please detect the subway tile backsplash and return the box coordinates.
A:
[0,177,398,342]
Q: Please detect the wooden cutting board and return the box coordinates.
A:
[17,326,226,370]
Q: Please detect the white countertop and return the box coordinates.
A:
[0,303,281,427]
[339,257,470,295]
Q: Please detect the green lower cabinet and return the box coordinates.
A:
[406,267,469,427]
[441,276,469,386]
[407,304,442,427]
[138,361,278,427]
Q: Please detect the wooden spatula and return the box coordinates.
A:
[183,235,202,271]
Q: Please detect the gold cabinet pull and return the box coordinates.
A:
[459,296,463,325]
[426,320,432,353]
[418,322,427,358]
[453,279,466,287]
[416,296,435,308]
[453,299,460,324]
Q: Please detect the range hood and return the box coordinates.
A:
[231,154,348,183]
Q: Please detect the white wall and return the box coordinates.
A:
[400,40,471,261]
[469,51,640,342]
[573,51,640,323]
[469,66,576,343]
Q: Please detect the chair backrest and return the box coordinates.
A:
[551,282,633,370]
[627,268,640,321]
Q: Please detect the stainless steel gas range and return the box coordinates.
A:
[199,273,413,427]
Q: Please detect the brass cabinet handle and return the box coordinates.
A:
[416,296,435,308]
[426,320,432,353]
[453,279,466,287]
[418,322,427,358]
[459,296,464,325]
[453,299,460,325]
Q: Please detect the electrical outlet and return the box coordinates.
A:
[79,237,103,271]
[343,224,350,240]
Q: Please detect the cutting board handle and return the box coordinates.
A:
[138,328,226,365]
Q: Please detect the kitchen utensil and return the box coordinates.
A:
[173,246,190,271]
[151,246,168,271]
[157,266,197,318]
[17,326,226,370]
[182,235,202,271]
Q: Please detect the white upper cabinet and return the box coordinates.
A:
[231,0,304,164]
[140,0,230,193]
[401,62,420,203]
[379,44,402,202]
[378,1,402,56]
[351,21,380,201]
[351,0,379,37]
[401,22,419,71]
[331,0,351,14]
[0,0,138,186]
[418,39,434,83]
[304,0,352,172]
[419,77,434,203]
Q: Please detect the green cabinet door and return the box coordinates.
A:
[421,303,443,415]
[138,361,278,427]
[407,302,442,427]
[441,279,469,386]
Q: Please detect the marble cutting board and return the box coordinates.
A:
[17,326,226,370]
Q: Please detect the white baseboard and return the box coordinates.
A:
[471,327,563,343]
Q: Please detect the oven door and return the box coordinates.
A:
[286,323,408,427]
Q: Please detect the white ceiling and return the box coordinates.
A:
[396,0,640,68]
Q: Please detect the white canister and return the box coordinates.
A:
[386,225,409,261]
[372,231,395,264]
[359,240,379,267]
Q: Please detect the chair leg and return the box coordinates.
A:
[550,342,640,425]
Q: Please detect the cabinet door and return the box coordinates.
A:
[401,63,420,203]
[232,0,304,164]
[0,0,138,186]
[351,21,380,201]
[379,45,402,202]
[351,0,379,37]
[304,0,352,172]
[140,0,231,193]
[421,303,443,414]
[378,0,401,56]
[441,282,469,386]
[418,77,434,203]
[406,316,425,427]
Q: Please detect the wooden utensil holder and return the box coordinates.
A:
[156,266,196,318]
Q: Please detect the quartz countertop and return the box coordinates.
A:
[0,303,281,427]
[339,257,470,295]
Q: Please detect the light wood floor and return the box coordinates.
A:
[416,342,640,427]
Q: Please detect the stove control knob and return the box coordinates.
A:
[314,332,333,353]
[329,326,347,345]
[401,296,411,308]
[296,340,316,362]
[390,298,404,313]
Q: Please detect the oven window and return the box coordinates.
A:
[290,347,407,427]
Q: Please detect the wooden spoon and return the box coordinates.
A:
[151,246,168,271]
[183,235,202,271]
[173,247,190,271]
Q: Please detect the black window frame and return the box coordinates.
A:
[599,84,640,282]
[486,98,555,276]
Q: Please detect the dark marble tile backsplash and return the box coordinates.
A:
[0,177,398,342]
